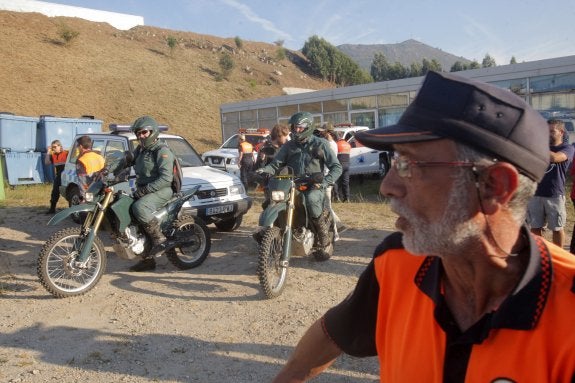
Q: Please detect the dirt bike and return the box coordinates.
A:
[255,169,335,299]
[37,154,211,298]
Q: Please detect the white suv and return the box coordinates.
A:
[333,124,389,177]
[202,128,270,176]
[60,125,252,231]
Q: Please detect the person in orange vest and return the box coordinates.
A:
[271,71,575,382]
[336,132,351,202]
[238,134,255,190]
[44,139,69,214]
[75,135,105,200]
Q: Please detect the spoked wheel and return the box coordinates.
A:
[37,227,107,298]
[166,215,211,270]
[257,227,288,299]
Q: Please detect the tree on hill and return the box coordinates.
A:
[482,53,497,68]
[450,59,481,72]
[370,53,445,80]
[302,35,372,86]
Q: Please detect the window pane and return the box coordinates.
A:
[278,104,299,117]
[240,110,256,121]
[323,99,348,112]
[323,112,348,125]
[350,111,375,128]
[258,118,277,130]
[258,107,277,119]
[222,112,239,123]
[531,93,575,115]
[350,96,376,110]
[299,102,322,113]
[490,78,528,96]
[378,107,406,127]
[377,93,409,107]
[531,72,575,93]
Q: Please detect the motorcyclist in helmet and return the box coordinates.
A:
[256,112,342,247]
[129,115,176,272]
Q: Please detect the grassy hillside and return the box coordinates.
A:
[0,11,331,153]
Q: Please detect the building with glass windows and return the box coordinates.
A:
[219,55,575,141]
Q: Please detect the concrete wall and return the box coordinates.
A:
[0,0,143,30]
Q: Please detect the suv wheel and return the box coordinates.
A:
[66,186,85,224]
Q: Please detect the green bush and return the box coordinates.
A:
[219,53,235,79]
[166,36,178,55]
[275,47,286,61]
[58,23,80,46]
[234,36,243,49]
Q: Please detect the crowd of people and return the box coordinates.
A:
[39,71,575,380]
[272,70,575,382]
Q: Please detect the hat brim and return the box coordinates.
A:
[354,123,440,151]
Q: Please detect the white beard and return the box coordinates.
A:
[391,175,480,256]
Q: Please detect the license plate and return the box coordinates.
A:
[206,204,234,216]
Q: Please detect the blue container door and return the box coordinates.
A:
[4,152,45,185]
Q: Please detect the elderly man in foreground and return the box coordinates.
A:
[272,71,575,382]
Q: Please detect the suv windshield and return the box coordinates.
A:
[130,137,205,168]
[221,134,264,149]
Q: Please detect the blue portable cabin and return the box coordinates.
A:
[38,115,103,183]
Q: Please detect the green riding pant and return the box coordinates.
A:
[131,187,173,223]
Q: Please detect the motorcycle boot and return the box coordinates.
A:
[143,219,168,257]
[311,210,331,248]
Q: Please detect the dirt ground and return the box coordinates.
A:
[0,197,393,383]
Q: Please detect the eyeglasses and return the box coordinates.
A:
[51,145,59,150]
[291,124,308,130]
[391,153,476,178]
[136,130,150,137]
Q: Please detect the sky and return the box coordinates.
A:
[51,0,575,65]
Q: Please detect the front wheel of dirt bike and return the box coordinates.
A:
[37,227,107,298]
[257,227,288,299]
[166,215,211,270]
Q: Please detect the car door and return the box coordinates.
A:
[348,136,381,175]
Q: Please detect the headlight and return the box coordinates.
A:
[271,191,285,202]
[230,183,245,195]
[84,193,94,202]
[228,157,238,165]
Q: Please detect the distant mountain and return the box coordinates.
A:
[337,39,471,72]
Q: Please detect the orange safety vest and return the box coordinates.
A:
[51,150,69,167]
[78,151,105,175]
[372,236,575,382]
[239,141,254,163]
[336,139,351,154]
[239,141,254,153]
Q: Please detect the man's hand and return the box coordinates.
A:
[133,187,148,199]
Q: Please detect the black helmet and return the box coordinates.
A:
[289,112,315,143]
[131,116,160,149]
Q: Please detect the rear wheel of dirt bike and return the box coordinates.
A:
[214,215,242,232]
[166,215,211,270]
[313,213,334,261]
[37,227,107,298]
[257,227,288,299]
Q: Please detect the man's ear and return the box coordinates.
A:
[476,162,519,214]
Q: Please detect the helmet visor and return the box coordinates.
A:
[135,129,151,137]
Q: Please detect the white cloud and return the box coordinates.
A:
[219,0,292,42]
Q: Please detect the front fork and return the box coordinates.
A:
[76,191,113,264]
[280,184,296,267]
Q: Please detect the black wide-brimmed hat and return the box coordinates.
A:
[355,71,549,181]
